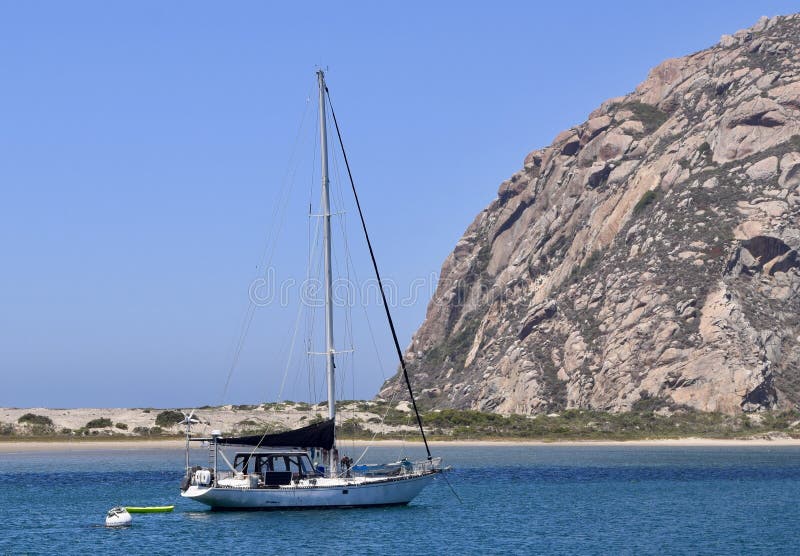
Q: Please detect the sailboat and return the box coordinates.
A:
[180,70,441,509]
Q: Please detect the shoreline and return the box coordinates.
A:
[3,437,800,453]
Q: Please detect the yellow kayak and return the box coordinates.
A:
[125,506,174,513]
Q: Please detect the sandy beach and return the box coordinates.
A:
[3,437,800,453]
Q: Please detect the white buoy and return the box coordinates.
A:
[105,506,132,527]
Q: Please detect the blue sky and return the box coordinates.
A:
[1,1,797,408]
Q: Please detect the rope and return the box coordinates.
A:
[442,468,463,504]
[325,86,433,461]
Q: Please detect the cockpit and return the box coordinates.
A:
[232,451,317,485]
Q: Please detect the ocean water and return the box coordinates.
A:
[1,444,800,555]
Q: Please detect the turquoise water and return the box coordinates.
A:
[2,444,800,554]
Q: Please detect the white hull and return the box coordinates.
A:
[179,72,442,512]
[182,472,437,509]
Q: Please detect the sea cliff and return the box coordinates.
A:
[381,14,800,415]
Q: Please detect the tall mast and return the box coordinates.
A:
[317,69,337,477]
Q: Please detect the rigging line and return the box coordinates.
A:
[307,218,329,405]
[351,350,356,434]
[305,114,324,405]
[326,117,353,350]
[327,117,355,404]
[329,150,356,354]
[250,92,310,282]
[250,89,312,297]
[329,218,355,354]
[335,198,395,466]
[353,387,401,465]
[262,90,313,268]
[353,444,370,466]
[331,178,349,345]
[245,302,304,460]
[220,302,257,403]
[219,94,312,404]
[325,87,433,461]
[337,216,388,380]
[220,174,291,405]
[441,469,464,504]
[328,130,349,225]
[305,230,320,403]
[276,212,323,403]
[336,204,396,422]
[306,195,315,405]
[337,212,355,351]
[249,219,322,459]
[320,158,354,406]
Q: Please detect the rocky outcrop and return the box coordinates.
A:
[380,14,800,415]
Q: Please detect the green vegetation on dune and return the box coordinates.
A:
[331,408,800,442]
[405,408,800,441]
[17,414,53,427]
[15,414,55,435]
[3,406,800,442]
[84,418,113,429]
[154,410,184,427]
[337,403,800,441]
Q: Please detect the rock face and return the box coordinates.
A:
[380,15,800,415]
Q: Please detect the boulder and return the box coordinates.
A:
[779,152,800,188]
[746,156,778,181]
[583,116,612,142]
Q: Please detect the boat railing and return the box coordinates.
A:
[192,459,441,486]
[412,457,442,473]
[347,457,442,478]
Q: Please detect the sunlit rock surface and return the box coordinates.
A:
[380,14,800,415]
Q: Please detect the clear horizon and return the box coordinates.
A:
[2,1,797,408]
